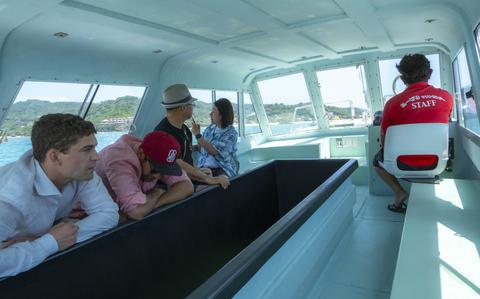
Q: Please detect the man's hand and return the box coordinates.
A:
[49,222,78,251]
[213,175,230,189]
[191,118,201,136]
[148,187,166,199]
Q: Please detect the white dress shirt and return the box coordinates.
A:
[0,150,119,277]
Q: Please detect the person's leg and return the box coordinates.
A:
[374,165,408,207]
[372,149,408,208]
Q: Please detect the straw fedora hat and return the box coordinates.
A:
[162,84,198,109]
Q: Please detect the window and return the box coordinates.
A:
[243,92,261,135]
[0,81,146,166]
[257,73,317,136]
[379,54,441,104]
[0,81,91,166]
[453,48,479,135]
[190,88,212,128]
[215,90,239,129]
[316,65,370,127]
[84,85,146,150]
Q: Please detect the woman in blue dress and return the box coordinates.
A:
[192,98,239,177]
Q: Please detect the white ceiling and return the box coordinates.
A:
[0,0,477,82]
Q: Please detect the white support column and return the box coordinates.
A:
[249,82,273,137]
[363,57,384,114]
[238,91,245,136]
[303,69,328,129]
[439,51,457,120]
[211,90,216,103]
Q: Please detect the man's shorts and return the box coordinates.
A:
[372,149,384,168]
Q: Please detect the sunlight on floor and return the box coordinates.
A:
[437,222,480,298]
[434,180,463,210]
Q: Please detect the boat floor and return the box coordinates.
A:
[307,186,405,299]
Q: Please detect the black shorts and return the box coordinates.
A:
[372,149,384,168]
[209,167,226,177]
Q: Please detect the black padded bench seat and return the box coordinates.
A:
[0,159,357,299]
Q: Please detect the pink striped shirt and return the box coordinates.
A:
[95,134,189,213]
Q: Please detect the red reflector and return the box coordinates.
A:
[397,155,438,167]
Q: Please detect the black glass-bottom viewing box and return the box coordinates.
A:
[0,159,358,299]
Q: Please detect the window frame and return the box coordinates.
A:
[452,46,480,136]
[0,80,148,166]
[474,23,480,63]
[242,91,262,136]
[256,71,319,136]
[315,63,371,129]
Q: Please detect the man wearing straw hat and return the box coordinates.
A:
[155,84,230,190]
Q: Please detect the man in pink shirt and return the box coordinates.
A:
[95,131,194,221]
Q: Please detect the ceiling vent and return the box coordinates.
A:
[53,32,69,38]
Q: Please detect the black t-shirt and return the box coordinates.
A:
[154,118,193,165]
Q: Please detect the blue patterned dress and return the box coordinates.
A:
[197,124,239,177]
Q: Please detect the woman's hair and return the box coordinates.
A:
[396,53,431,85]
[214,98,234,128]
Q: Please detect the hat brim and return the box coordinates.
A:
[162,97,197,109]
[151,160,183,176]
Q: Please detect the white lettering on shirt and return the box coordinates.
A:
[401,94,446,108]
[411,99,437,109]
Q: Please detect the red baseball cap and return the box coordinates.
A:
[140,131,182,176]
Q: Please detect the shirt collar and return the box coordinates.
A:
[406,82,429,90]
[33,159,62,196]
[213,124,228,132]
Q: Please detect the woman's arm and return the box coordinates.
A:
[192,123,219,155]
[196,136,219,156]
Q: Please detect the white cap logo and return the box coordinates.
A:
[167,149,177,163]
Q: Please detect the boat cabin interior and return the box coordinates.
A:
[0,0,479,298]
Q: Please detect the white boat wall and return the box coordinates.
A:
[0,1,479,298]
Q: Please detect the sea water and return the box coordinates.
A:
[0,122,319,167]
[0,131,125,167]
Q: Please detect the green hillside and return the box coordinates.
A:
[1,96,140,136]
[0,97,365,136]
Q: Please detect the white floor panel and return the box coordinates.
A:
[308,281,390,299]
[307,186,404,299]
[357,190,405,222]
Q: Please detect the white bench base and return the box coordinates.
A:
[391,179,480,299]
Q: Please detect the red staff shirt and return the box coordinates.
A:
[381,82,453,167]
[381,82,453,136]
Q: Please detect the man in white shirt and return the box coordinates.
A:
[0,113,119,278]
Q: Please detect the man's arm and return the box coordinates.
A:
[176,159,230,189]
[126,188,165,220]
[154,180,194,208]
[75,173,119,243]
[127,179,193,219]
[0,202,77,277]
